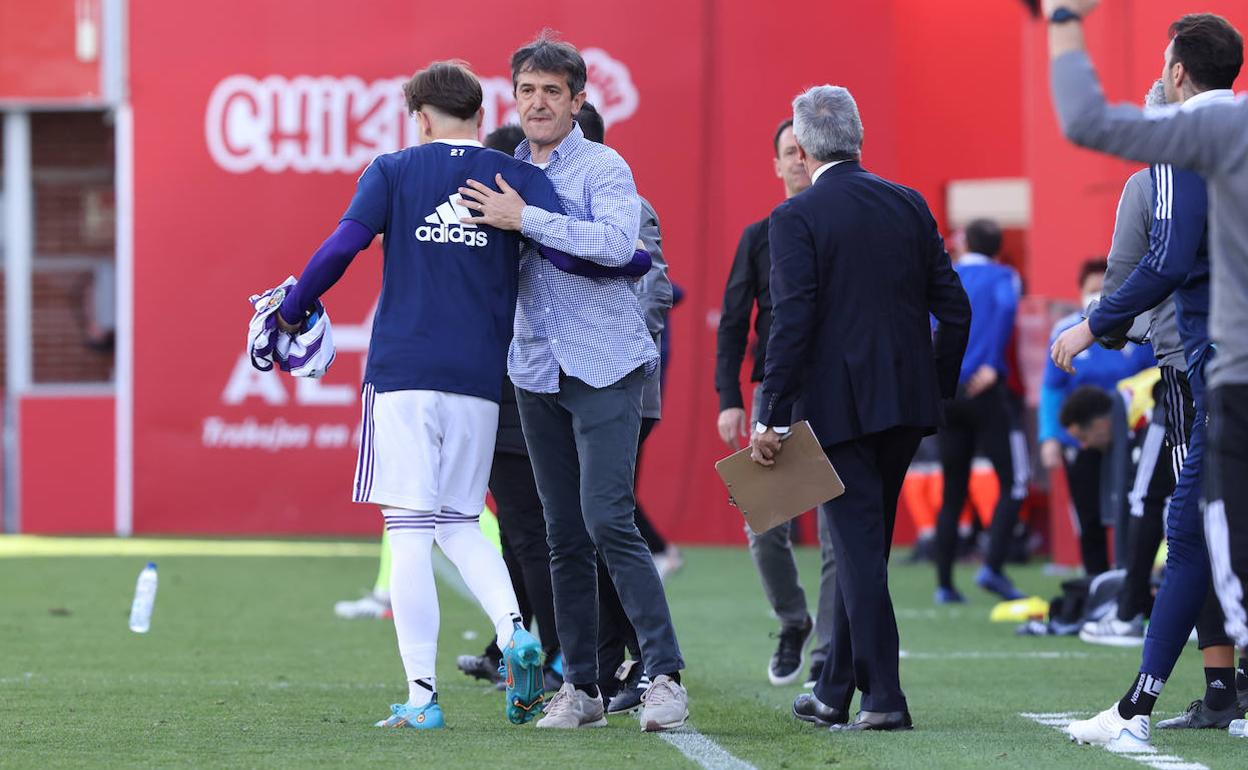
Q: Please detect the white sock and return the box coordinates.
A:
[384,510,439,704]
[433,509,522,649]
[408,677,435,708]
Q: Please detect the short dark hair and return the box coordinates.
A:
[1078,258,1108,289]
[1060,385,1114,429]
[511,30,587,97]
[1169,14,1244,91]
[964,219,1003,257]
[773,119,793,158]
[484,124,526,156]
[577,102,605,143]
[402,60,482,120]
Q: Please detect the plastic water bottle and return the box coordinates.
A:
[1230,718,1248,737]
[128,562,158,633]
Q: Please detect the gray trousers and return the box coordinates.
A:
[748,386,836,664]
[516,368,684,685]
[745,516,836,664]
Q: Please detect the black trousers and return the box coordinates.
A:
[935,383,1025,588]
[1065,447,1109,575]
[1117,421,1170,622]
[595,417,658,695]
[489,451,560,659]
[813,426,923,714]
[1206,384,1248,649]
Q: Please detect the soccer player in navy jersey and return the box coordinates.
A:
[274,61,647,730]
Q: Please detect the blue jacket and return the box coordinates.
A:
[1088,163,1210,368]
[1039,311,1155,446]
[952,255,1020,385]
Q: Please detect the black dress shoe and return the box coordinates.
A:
[830,710,914,731]
[792,694,847,726]
[1156,699,1242,729]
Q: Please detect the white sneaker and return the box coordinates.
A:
[333,592,391,619]
[1067,704,1150,749]
[639,674,689,732]
[535,683,607,729]
[1079,615,1145,647]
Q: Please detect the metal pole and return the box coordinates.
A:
[101,0,126,105]
[113,103,133,537]
[3,111,34,533]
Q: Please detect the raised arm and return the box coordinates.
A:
[1046,3,1246,175]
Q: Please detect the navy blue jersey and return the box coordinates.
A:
[343,141,563,402]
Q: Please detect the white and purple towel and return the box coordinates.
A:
[247,277,336,379]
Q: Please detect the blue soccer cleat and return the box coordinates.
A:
[502,626,546,724]
[375,697,446,729]
[975,565,1025,600]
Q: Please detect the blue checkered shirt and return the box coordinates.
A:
[508,123,659,393]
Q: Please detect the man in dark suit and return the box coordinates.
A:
[750,84,971,731]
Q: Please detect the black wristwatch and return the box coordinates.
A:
[1049,7,1081,24]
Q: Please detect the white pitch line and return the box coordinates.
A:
[1019,712,1209,770]
[658,727,758,770]
[0,672,36,685]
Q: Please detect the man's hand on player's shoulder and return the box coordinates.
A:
[459,174,526,231]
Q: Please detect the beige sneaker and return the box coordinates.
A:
[639,675,689,732]
[535,683,607,729]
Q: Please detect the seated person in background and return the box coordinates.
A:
[1040,259,1155,577]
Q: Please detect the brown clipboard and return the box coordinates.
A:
[714,420,846,535]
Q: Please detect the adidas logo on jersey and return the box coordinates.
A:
[415,195,488,247]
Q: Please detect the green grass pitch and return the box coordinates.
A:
[2,544,1244,768]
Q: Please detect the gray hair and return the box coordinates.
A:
[792,85,863,162]
[1144,78,1167,108]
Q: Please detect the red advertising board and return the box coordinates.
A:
[129,0,712,535]
[128,0,1029,540]
[0,0,104,103]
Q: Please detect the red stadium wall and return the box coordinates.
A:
[20,394,113,533]
[120,0,1024,539]
[96,0,1243,541]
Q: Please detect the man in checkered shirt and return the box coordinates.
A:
[460,32,688,732]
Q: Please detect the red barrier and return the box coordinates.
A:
[21,393,113,533]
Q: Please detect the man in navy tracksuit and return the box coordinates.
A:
[934,219,1028,604]
[1052,72,1239,744]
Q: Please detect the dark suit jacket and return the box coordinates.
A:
[757,161,971,446]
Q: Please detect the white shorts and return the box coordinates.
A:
[353,385,499,514]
